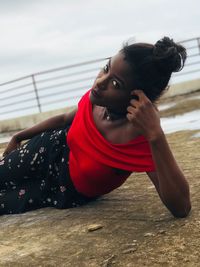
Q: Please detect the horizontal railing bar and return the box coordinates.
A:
[41,94,83,107]
[38,76,94,91]
[0,90,35,102]
[0,68,100,95]
[0,75,33,87]
[186,45,199,50]
[36,67,100,84]
[33,58,109,77]
[179,37,199,43]
[0,86,91,109]
[0,105,39,116]
[0,95,83,115]
[187,53,200,58]
[0,97,37,109]
[1,85,91,110]
[0,81,33,95]
[173,68,200,76]
[0,57,109,86]
[39,86,90,101]
[184,60,200,67]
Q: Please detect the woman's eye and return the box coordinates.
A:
[112,80,119,88]
[103,64,109,73]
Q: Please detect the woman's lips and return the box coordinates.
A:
[91,89,101,98]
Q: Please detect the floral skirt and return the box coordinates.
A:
[0,127,95,215]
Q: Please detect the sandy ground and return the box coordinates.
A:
[0,91,200,267]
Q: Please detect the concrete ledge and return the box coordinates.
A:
[165,78,200,97]
[0,106,74,133]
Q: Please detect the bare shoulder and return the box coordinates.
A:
[63,107,78,124]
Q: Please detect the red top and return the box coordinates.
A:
[67,90,155,197]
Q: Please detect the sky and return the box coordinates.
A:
[0,0,200,84]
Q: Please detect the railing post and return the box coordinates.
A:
[197,38,200,55]
[31,74,42,113]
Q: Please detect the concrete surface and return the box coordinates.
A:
[0,129,199,266]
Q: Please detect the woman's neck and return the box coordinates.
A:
[104,107,127,121]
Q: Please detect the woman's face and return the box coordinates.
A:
[90,52,135,113]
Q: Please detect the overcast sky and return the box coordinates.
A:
[0,0,200,83]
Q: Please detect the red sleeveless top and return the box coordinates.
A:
[67,90,155,197]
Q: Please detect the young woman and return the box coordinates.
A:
[0,37,191,217]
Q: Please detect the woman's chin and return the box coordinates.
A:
[89,91,102,105]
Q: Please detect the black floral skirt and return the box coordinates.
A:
[0,127,95,215]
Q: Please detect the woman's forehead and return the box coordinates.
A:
[110,52,135,88]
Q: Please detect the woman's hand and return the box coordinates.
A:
[2,135,21,157]
[126,90,163,141]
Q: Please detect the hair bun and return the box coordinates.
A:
[153,37,187,73]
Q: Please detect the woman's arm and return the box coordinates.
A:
[147,133,191,218]
[127,90,191,218]
[3,108,77,156]
[14,108,77,141]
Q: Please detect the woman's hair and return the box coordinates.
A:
[121,37,187,101]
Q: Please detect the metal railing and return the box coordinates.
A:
[0,37,200,121]
[0,58,108,120]
[172,37,200,80]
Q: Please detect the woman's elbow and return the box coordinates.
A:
[170,201,192,218]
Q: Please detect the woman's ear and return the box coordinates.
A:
[130,90,139,101]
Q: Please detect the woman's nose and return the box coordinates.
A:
[96,75,109,90]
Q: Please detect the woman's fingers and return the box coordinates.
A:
[127,105,137,114]
[126,113,133,121]
[131,89,147,100]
